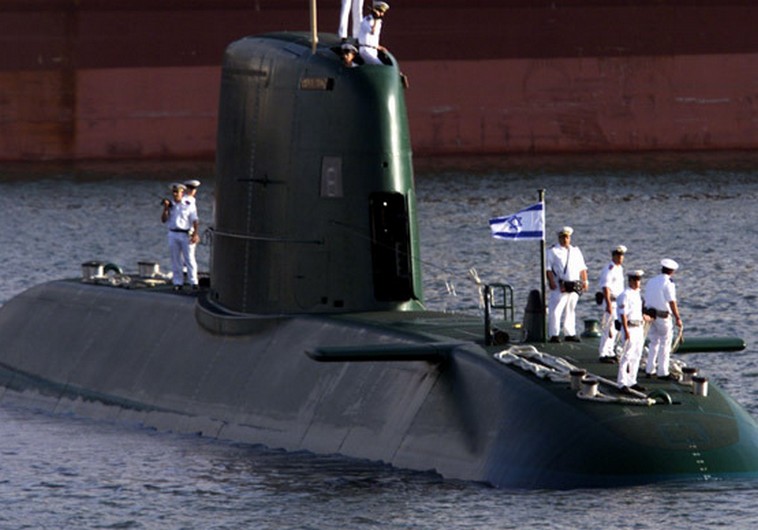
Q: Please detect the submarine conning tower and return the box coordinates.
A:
[211,32,423,315]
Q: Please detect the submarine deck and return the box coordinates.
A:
[1,276,757,487]
[82,274,728,412]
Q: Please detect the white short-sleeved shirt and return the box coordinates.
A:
[598,261,625,298]
[167,198,198,231]
[547,244,587,282]
[643,273,676,312]
[617,288,643,321]
[358,15,382,51]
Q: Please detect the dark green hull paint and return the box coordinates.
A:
[0,280,757,488]
[675,337,747,354]
[212,33,423,315]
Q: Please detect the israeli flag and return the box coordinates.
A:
[489,202,545,241]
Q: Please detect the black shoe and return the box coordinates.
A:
[549,336,561,343]
[565,336,581,343]
[599,356,615,364]
[631,384,646,392]
[172,285,182,292]
[644,372,654,379]
[658,374,679,382]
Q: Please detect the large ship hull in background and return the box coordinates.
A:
[1,0,756,161]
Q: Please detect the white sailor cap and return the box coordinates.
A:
[170,182,186,191]
[341,43,358,54]
[661,258,679,271]
[373,1,390,13]
[613,245,627,254]
[628,269,644,278]
[184,179,201,189]
[558,226,574,236]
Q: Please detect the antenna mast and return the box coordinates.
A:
[310,0,319,53]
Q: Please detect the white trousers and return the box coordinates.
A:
[617,326,644,387]
[359,47,383,65]
[338,0,364,39]
[188,242,197,276]
[548,290,579,338]
[168,231,197,286]
[646,316,674,376]
[598,304,618,358]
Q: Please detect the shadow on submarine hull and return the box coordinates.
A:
[1,32,758,489]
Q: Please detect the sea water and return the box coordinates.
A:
[0,154,757,529]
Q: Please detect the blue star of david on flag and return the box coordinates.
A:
[489,202,545,240]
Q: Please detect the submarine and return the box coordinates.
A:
[1,31,758,489]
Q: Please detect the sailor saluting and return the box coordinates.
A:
[161,182,199,291]
[357,1,390,65]
[545,226,588,343]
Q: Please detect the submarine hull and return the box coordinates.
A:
[1,280,758,489]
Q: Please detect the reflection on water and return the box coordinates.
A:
[0,152,757,528]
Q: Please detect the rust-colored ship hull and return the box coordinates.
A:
[1,0,756,161]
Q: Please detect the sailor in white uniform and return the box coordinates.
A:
[183,179,201,277]
[161,183,199,290]
[546,226,589,342]
[597,245,627,362]
[357,1,390,65]
[643,258,683,380]
[340,43,359,67]
[616,270,646,392]
[338,0,364,40]
[183,179,200,206]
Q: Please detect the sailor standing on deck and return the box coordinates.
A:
[183,179,200,205]
[161,183,199,291]
[643,259,683,380]
[338,0,364,41]
[183,179,201,278]
[597,245,627,362]
[546,226,589,343]
[357,1,390,65]
[616,270,646,393]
